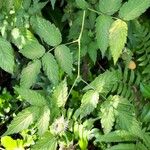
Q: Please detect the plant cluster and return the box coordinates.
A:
[0,0,150,149]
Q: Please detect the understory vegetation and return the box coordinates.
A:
[0,0,150,149]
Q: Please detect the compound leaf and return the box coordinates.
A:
[109,19,128,64]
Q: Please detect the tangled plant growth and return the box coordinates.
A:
[0,0,150,149]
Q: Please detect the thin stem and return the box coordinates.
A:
[77,10,86,77]
[67,11,86,98]
[65,40,78,46]
[87,8,102,15]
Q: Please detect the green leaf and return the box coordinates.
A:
[1,136,24,149]
[140,83,150,98]
[50,0,56,9]
[109,19,128,64]
[100,96,120,134]
[76,90,99,119]
[20,41,45,59]
[76,0,89,9]
[3,106,39,136]
[37,106,50,135]
[99,0,122,15]
[15,87,47,106]
[119,0,150,21]
[96,15,113,57]
[20,60,41,88]
[55,45,73,76]
[32,132,57,150]
[30,16,62,46]
[53,79,68,107]
[88,41,98,64]
[84,70,119,94]
[97,130,138,142]
[0,38,15,74]
[106,144,136,150]
[14,0,23,10]
[42,53,59,85]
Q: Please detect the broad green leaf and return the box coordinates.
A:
[88,41,98,64]
[1,136,24,149]
[100,96,120,134]
[15,87,47,106]
[22,0,31,9]
[97,130,138,142]
[50,0,56,9]
[3,106,39,136]
[53,79,68,107]
[42,53,59,85]
[96,15,113,57]
[99,0,122,15]
[119,0,150,21]
[32,132,57,150]
[0,38,15,74]
[37,106,50,135]
[109,19,128,64]
[55,45,73,76]
[140,83,150,98]
[84,70,119,94]
[76,0,89,9]
[14,0,23,10]
[106,144,136,150]
[76,90,99,119]
[20,41,45,59]
[20,60,41,88]
[30,16,62,46]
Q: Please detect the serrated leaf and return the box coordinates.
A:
[0,38,15,74]
[53,79,68,107]
[109,19,128,64]
[99,0,122,15]
[97,130,138,142]
[3,106,39,136]
[50,0,56,9]
[20,60,41,88]
[30,16,62,46]
[32,132,57,150]
[77,90,99,119]
[84,70,119,94]
[42,53,59,85]
[100,96,120,134]
[88,41,98,64]
[96,15,113,57]
[119,0,150,21]
[37,106,50,135]
[55,45,73,76]
[76,0,89,9]
[20,41,45,59]
[15,87,47,106]
[106,144,136,150]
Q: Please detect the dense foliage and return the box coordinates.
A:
[0,0,150,149]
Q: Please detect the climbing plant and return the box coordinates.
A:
[0,0,150,149]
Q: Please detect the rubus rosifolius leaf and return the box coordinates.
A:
[42,52,59,85]
[55,44,73,77]
[32,132,57,150]
[84,70,119,95]
[96,15,113,57]
[99,0,122,15]
[109,19,128,64]
[74,90,99,119]
[19,41,45,60]
[3,106,40,136]
[37,106,50,136]
[20,60,41,88]
[0,37,15,74]
[30,16,62,46]
[15,87,47,106]
[76,0,89,9]
[52,79,68,107]
[119,0,150,21]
